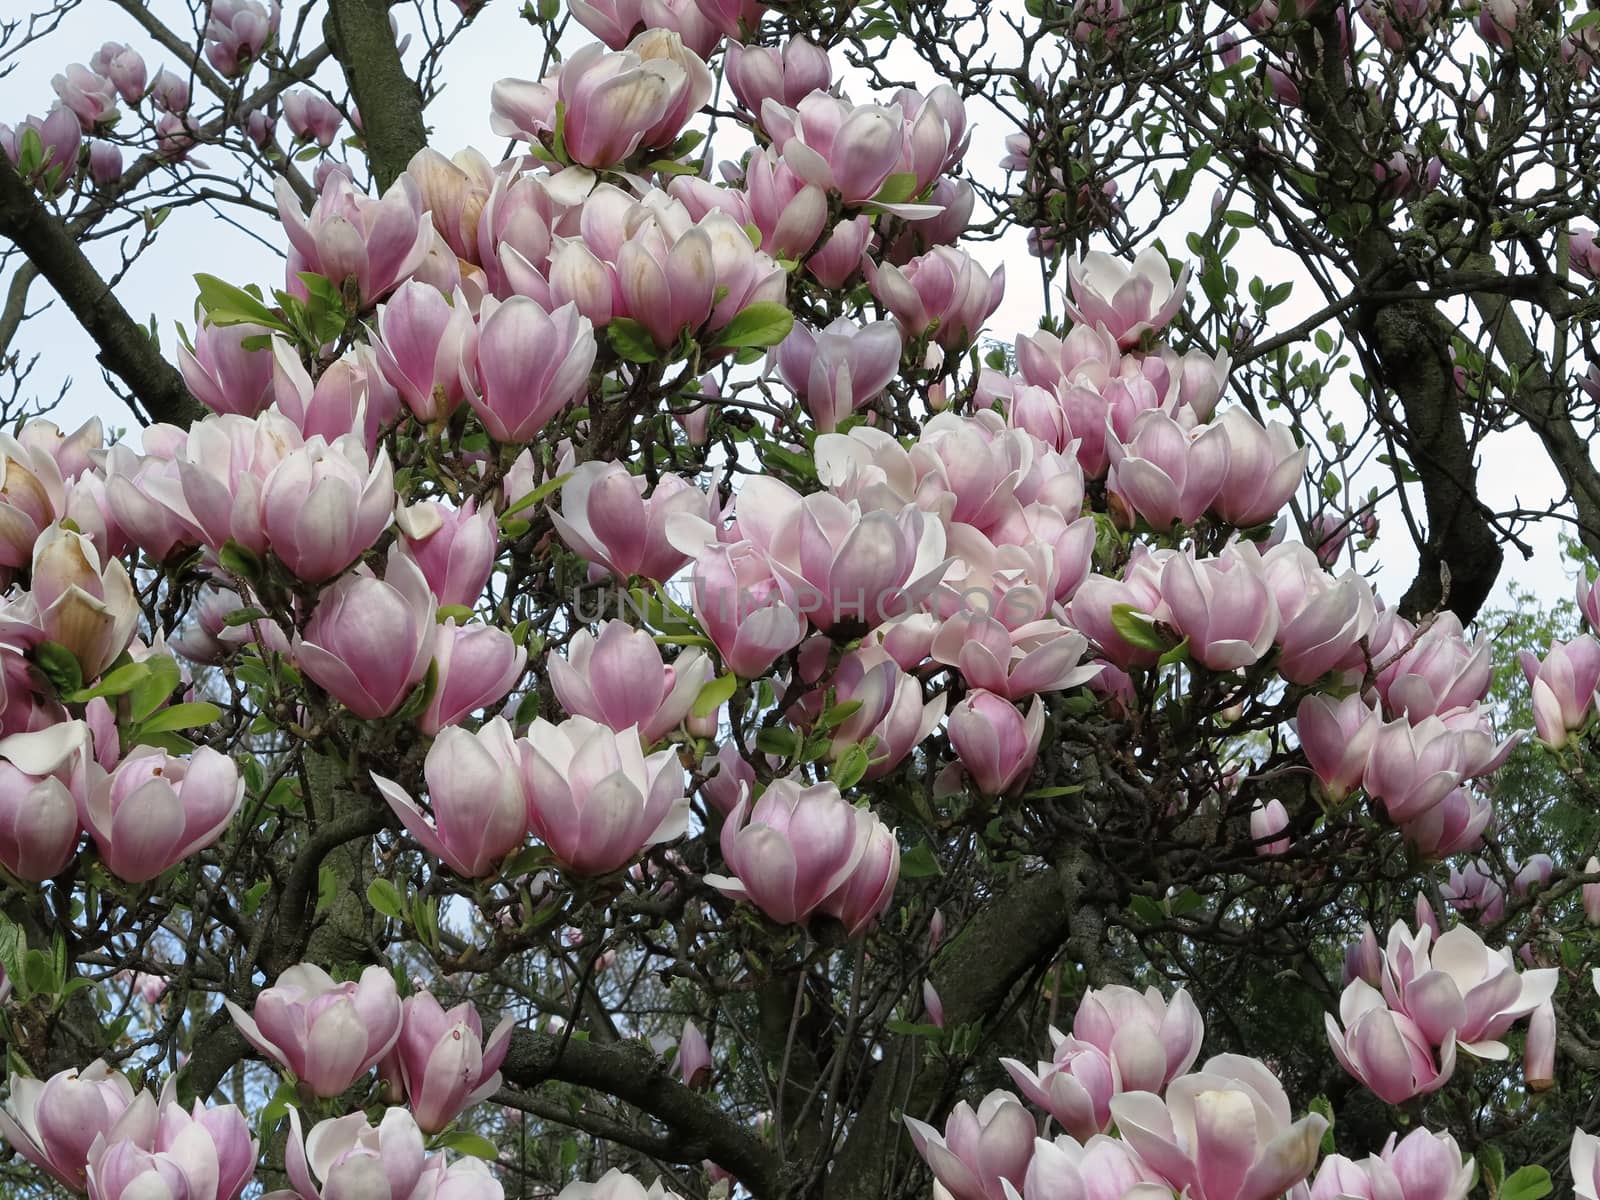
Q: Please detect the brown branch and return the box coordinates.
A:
[0,156,201,427]
[500,1028,790,1199]
[323,0,429,189]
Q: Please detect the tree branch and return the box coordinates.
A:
[0,157,201,427]
[501,1028,789,1199]
[324,0,429,189]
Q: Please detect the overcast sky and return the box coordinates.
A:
[0,0,1578,613]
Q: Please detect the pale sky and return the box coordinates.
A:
[0,0,1579,612]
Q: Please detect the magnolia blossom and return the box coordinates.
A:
[522,717,689,874]
[1110,1055,1326,1200]
[1063,248,1189,349]
[904,1091,1035,1200]
[225,963,402,1097]
[1072,984,1204,1094]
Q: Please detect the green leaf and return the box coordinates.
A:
[832,743,870,790]
[193,273,291,332]
[692,674,737,720]
[815,699,863,733]
[1157,638,1191,668]
[607,317,663,363]
[34,642,83,695]
[24,949,54,996]
[67,658,151,704]
[872,172,920,205]
[137,701,222,734]
[899,841,942,879]
[754,727,799,758]
[128,655,183,724]
[1128,895,1164,924]
[1307,1096,1336,1155]
[433,1131,499,1160]
[368,878,406,920]
[884,1019,943,1037]
[393,659,439,722]
[1110,604,1166,653]
[1501,1166,1552,1200]
[1476,1143,1504,1195]
[504,472,571,518]
[0,916,28,997]
[713,302,793,349]
[218,540,264,582]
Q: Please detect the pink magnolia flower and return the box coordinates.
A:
[1010,1134,1163,1200]
[677,1019,712,1089]
[948,691,1044,796]
[1325,979,1456,1103]
[205,0,280,75]
[1575,1130,1600,1200]
[372,282,477,423]
[1105,409,1229,529]
[260,435,393,583]
[28,522,140,681]
[281,1107,425,1200]
[91,43,147,106]
[282,89,341,146]
[1380,920,1556,1058]
[396,498,497,610]
[178,320,277,418]
[818,814,900,936]
[1110,1055,1326,1200]
[86,1098,257,1200]
[373,718,528,879]
[227,964,402,1097]
[774,318,903,433]
[549,622,713,743]
[1519,634,1600,746]
[931,613,1100,700]
[51,65,118,131]
[1296,692,1380,801]
[1373,611,1491,719]
[553,461,715,583]
[1310,1130,1473,1200]
[382,991,514,1133]
[1161,542,1280,670]
[294,549,438,719]
[1000,1036,1117,1140]
[904,1091,1035,1200]
[762,93,905,204]
[0,722,89,881]
[522,717,688,875]
[568,0,648,46]
[1250,798,1291,856]
[1072,984,1204,1093]
[724,37,831,114]
[707,776,873,924]
[1362,714,1466,824]
[274,173,432,309]
[1063,249,1189,349]
[80,747,243,883]
[0,1060,148,1191]
[1210,408,1307,528]
[682,540,808,676]
[0,434,66,570]
[465,296,595,443]
[866,246,1006,349]
[1397,785,1492,858]
[419,619,526,735]
[1261,542,1376,683]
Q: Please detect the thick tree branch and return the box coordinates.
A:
[324,0,429,189]
[825,863,1077,1200]
[0,157,201,427]
[501,1028,789,1199]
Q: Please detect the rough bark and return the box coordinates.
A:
[0,157,202,427]
[324,0,430,190]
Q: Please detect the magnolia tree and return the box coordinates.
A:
[1,0,1599,1197]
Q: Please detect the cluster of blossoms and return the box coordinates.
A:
[904,979,1487,1200]
[1325,916,1555,1102]
[0,2,300,190]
